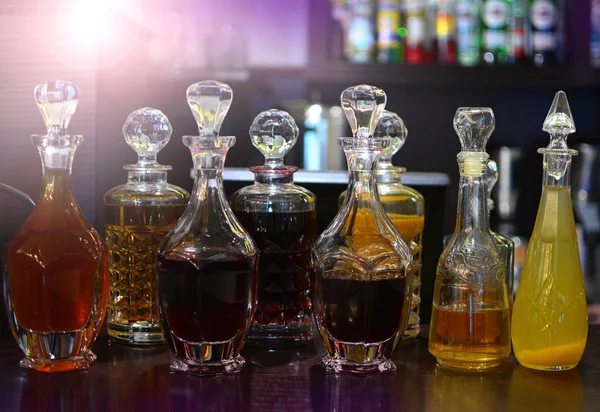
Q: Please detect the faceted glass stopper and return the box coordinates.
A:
[454,107,495,152]
[542,90,576,152]
[341,84,386,139]
[376,110,407,160]
[122,107,172,165]
[250,109,298,166]
[34,80,79,136]
[186,80,233,137]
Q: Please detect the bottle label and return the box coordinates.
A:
[407,16,426,45]
[484,29,506,50]
[378,8,400,48]
[511,28,525,57]
[532,31,556,51]
[530,0,556,30]
[483,0,507,29]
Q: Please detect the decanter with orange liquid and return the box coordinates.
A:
[4,80,109,372]
[340,110,424,341]
[312,85,413,374]
[429,107,511,371]
[104,108,190,345]
[511,91,588,371]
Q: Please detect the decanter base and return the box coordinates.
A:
[170,355,245,376]
[246,323,312,348]
[322,356,396,374]
[435,357,503,371]
[20,355,94,373]
[108,322,165,346]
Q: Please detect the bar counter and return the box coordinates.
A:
[0,326,598,411]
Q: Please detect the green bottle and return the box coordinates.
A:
[481,0,509,64]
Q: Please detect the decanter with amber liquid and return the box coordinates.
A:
[429,107,511,371]
[4,80,109,372]
[338,110,425,341]
[512,91,588,371]
[157,81,258,375]
[104,108,190,345]
[312,85,413,374]
[230,109,316,348]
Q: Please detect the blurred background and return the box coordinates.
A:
[0,0,599,316]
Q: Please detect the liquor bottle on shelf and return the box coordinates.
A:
[512,91,588,371]
[378,0,404,63]
[456,0,482,66]
[345,0,377,63]
[104,108,190,345]
[338,110,425,342]
[481,0,510,64]
[436,0,458,63]
[591,0,600,68]
[529,0,562,67]
[312,85,413,374]
[429,107,511,371]
[508,0,528,63]
[230,109,317,348]
[4,80,109,372]
[405,0,429,63]
[157,81,258,375]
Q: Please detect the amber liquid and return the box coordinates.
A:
[316,273,409,344]
[157,255,255,344]
[235,210,316,331]
[105,203,186,339]
[6,169,108,334]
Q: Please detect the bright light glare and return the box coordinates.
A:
[66,0,116,49]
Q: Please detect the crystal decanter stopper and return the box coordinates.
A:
[312,85,412,374]
[230,109,317,348]
[375,110,407,170]
[104,107,190,345]
[512,91,588,371]
[429,107,511,371]
[157,81,258,375]
[5,80,109,372]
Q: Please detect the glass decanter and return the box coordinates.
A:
[4,80,109,372]
[339,110,425,342]
[429,107,511,371]
[157,80,258,375]
[230,109,316,348]
[485,160,515,308]
[104,108,190,345]
[312,85,413,374]
[512,91,588,371]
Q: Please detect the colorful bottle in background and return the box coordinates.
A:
[529,0,561,67]
[592,0,600,68]
[378,0,404,62]
[481,0,509,64]
[436,0,458,63]
[508,0,528,63]
[405,0,429,63]
[346,0,377,62]
[456,0,482,66]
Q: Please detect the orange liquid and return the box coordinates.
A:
[6,169,108,333]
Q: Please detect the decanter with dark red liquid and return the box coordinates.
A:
[4,80,109,372]
[231,109,317,348]
[312,85,413,374]
[157,80,258,375]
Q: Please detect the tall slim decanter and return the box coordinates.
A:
[339,110,425,341]
[230,110,316,348]
[104,108,190,345]
[512,91,588,371]
[4,80,109,372]
[312,85,413,374]
[429,107,511,371]
[157,81,258,375]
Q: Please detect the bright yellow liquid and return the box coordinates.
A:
[511,186,588,371]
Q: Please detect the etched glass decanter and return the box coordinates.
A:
[512,91,588,371]
[104,108,190,345]
[230,109,316,348]
[157,81,258,375]
[339,110,425,341]
[4,80,109,372]
[312,85,413,374]
[429,107,511,371]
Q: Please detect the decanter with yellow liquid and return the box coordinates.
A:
[429,107,511,371]
[4,80,109,372]
[312,85,413,374]
[511,91,588,371]
[104,108,190,345]
[338,110,424,341]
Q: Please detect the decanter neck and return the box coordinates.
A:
[33,134,82,172]
[455,156,490,233]
[541,152,573,188]
[126,170,168,186]
[250,166,296,184]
